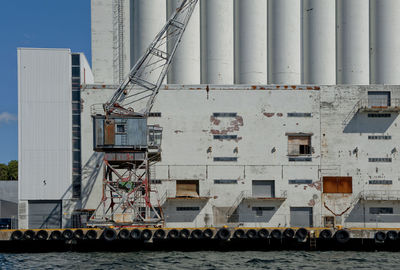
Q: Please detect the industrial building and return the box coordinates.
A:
[18,0,400,229]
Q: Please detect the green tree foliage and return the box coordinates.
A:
[0,163,8,180]
[0,160,18,180]
[7,160,18,180]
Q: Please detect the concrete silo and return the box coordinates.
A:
[200,0,234,84]
[336,0,370,85]
[267,0,301,84]
[234,0,268,84]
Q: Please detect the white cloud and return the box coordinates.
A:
[0,112,17,124]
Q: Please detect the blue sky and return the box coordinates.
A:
[0,0,91,164]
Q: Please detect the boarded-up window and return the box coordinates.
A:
[288,135,311,155]
[323,177,352,193]
[176,180,199,197]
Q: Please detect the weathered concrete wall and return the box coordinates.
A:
[76,84,400,228]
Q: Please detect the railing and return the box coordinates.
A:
[242,190,288,199]
[360,190,400,201]
[342,98,400,127]
[359,98,400,110]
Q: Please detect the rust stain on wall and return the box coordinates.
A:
[277,113,283,117]
[210,116,221,125]
[174,130,183,134]
[263,112,275,117]
[308,199,316,206]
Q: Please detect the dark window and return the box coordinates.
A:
[369,158,392,162]
[116,124,126,133]
[72,115,81,126]
[72,127,81,138]
[72,54,80,66]
[368,135,391,140]
[72,138,81,149]
[287,113,312,117]
[72,91,81,101]
[214,179,238,184]
[213,113,237,118]
[148,112,162,117]
[369,180,392,185]
[213,135,237,140]
[213,157,238,162]
[368,114,391,118]
[176,207,200,211]
[151,179,162,184]
[289,179,313,184]
[72,103,80,113]
[289,157,312,162]
[370,207,393,214]
[72,67,80,77]
[72,151,81,163]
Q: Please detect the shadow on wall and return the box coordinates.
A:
[345,201,400,224]
[343,113,398,133]
[164,201,207,223]
[344,202,364,223]
[81,152,104,208]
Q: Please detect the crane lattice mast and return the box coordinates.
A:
[89,0,198,227]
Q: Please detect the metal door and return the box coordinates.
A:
[252,180,275,198]
[28,200,62,229]
[290,207,313,227]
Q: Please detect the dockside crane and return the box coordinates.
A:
[88,0,198,227]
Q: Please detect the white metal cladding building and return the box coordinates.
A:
[92,0,400,86]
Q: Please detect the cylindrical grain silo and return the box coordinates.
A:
[201,0,234,84]
[234,0,268,84]
[370,0,400,84]
[268,0,301,84]
[167,0,201,84]
[302,0,336,85]
[131,0,166,66]
[336,0,369,84]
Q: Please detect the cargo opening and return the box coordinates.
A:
[176,180,199,197]
[288,135,311,156]
[323,177,352,193]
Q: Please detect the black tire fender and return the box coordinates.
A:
[118,229,130,240]
[23,230,35,241]
[217,228,231,240]
[10,230,23,241]
[36,230,48,241]
[103,228,117,241]
[335,229,350,244]
[85,230,97,240]
[50,230,62,241]
[234,229,245,239]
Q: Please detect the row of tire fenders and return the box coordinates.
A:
[10,228,395,243]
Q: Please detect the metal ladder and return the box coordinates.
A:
[309,231,317,250]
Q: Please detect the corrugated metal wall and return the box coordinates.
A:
[92,0,400,85]
[18,48,72,200]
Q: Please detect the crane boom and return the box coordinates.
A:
[104,0,198,116]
